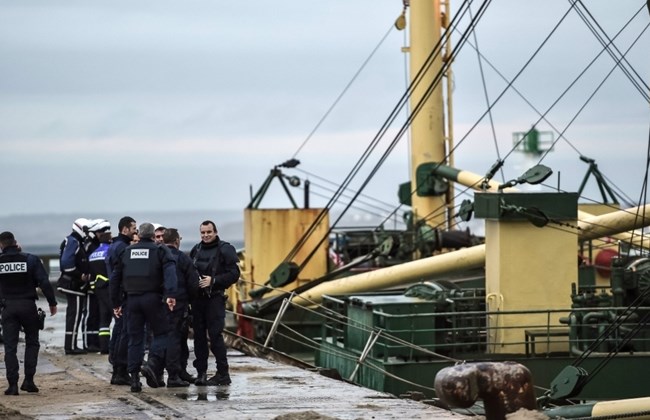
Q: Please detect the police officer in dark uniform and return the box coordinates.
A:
[190,220,240,386]
[87,219,113,354]
[109,222,177,393]
[57,218,92,355]
[161,228,199,387]
[106,216,137,385]
[0,231,58,396]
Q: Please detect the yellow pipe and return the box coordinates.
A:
[433,164,650,248]
[292,244,485,307]
[578,204,650,244]
[592,397,650,419]
[291,204,650,307]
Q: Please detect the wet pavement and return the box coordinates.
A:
[0,298,466,419]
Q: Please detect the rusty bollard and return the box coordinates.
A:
[434,361,537,420]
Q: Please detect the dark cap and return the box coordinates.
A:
[0,231,15,242]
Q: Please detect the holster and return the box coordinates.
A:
[37,308,46,330]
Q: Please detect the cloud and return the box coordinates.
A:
[0,0,647,220]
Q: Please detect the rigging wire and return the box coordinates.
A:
[413,1,648,228]
[235,2,650,406]
[300,184,406,227]
[233,277,650,404]
[438,1,580,171]
[467,3,504,182]
[294,168,399,214]
[297,0,495,259]
[630,122,650,255]
[348,0,495,233]
[532,11,650,232]
[281,0,489,268]
[536,5,650,166]
[290,23,395,159]
[282,0,647,272]
[573,0,650,102]
[600,172,639,208]
[409,1,582,227]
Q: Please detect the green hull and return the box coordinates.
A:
[317,339,650,400]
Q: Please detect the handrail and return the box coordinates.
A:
[320,293,650,359]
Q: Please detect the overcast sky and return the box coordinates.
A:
[0,0,648,220]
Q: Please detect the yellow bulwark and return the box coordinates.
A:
[477,192,578,354]
[485,218,576,354]
[236,208,329,307]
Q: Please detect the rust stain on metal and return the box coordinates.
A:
[434,362,537,420]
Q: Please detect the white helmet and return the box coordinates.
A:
[87,219,111,239]
[72,218,92,238]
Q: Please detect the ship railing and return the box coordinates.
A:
[38,254,61,281]
[320,295,650,361]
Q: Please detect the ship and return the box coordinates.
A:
[225,1,650,419]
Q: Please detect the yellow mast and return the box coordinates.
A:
[408,0,448,230]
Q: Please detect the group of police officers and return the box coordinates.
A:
[0,216,240,395]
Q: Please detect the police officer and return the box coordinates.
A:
[57,218,92,355]
[109,222,177,393]
[161,228,199,387]
[0,231,58,396]
[190,220,240,386]
[87,219,113,354]
[106,216,137,385]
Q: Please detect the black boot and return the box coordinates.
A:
[20,377,39,393]
[140,364,159,388]
[166,374,190,388]
[111,366,131,386]
[178,370,196,384]
[4,383,18,396]
[195,372,208,386]
[130,372,142,393]
[207,372,231,386]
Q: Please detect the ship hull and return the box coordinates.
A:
[317,339,650,400]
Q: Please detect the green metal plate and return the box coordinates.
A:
[474,192,578,221]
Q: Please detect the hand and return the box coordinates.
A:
[113,307,122,318]
[199,275,212,289]
[166,297,176,311]
[81,273,91,282]
[49,305,58,316]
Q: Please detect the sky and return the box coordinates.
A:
[0,0,648,222]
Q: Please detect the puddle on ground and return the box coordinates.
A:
[175,388,230,401]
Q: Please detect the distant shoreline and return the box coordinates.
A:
[25,239,245,257]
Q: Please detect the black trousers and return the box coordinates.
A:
[126,293,169,374]
[63,292,87,351]
[1,299,40,384]
[83,293,99,349]
[110,303,129,369]
[163,300,189,376]
[94,287,112,353]
[192,294,228,375]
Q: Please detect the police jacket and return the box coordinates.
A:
[189,237,240,293]
[106,233,132,277]
[59,231,88,279]
[88,241,110,290]
[57,231,89,294]
[168,246,200,302]
[109,238,177,309]
[0,245,58,306]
